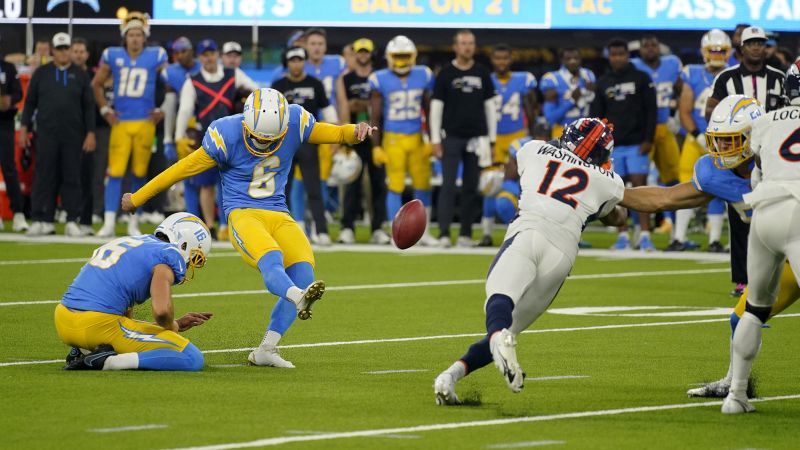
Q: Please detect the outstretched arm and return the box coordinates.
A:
[123,149,217,211]
[307,122,376,146]
[620,182,713,213]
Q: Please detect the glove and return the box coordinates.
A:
[372,146,388,166]
[468,136,493,168]
[164,143,177,162]
[176,137,196,160]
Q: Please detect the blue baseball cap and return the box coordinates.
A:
[172,36,192,51]
[197,39,218,54]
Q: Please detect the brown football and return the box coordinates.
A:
[392,199,427,250]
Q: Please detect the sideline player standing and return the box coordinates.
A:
[540,48,596,139]
[433,118,627,404]
[122,88,375,368]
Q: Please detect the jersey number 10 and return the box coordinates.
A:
[536,160,588,209]
[117,67,148,98]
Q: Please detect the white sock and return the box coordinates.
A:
[723,337,734,381]
[103,211,116,227]
[446,360,467,381]
[260,330,282,348]
[708,214,724,243]
[128,213,139,229]
[481,217,493,236]
[102,353,139,370]
[286,286,304,304]
[639,230,650,239]
[674,209,694,242]
[424,207,434,236]
[618,231,629,238]
[730,312,763,396]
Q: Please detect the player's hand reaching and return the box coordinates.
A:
[121,193,136,213]
[175,312,213,332]
[354,122,378,142]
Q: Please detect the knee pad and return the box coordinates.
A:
[745,301,771,323]
[182,343,205,372]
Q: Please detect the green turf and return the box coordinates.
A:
[3,236,796,450]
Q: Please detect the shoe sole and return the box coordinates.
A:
[297,280,325,320]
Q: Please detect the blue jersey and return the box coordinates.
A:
[202,104,316,216]
[163,60,201,92]
[692,155,753,221]
[305,55,347,109]
[680,64,717,133]
[632,55,682,124]
[368,66,434,134]
[101,46,167,121]
[539,66,595,127]
[493,72,537,135]
[62,235,186,315]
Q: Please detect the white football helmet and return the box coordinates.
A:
[701,29,731,69]
[479,167,505,197]
[242,88,291,157]
[706,95,765,169]
[328,150,363,186]
[155,212,212,282]
[386,35,417,75]
[120,11,151,38]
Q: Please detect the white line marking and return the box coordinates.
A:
[208,364,245,368]
[164,395,800,449]
[9,314,800,368]
[487,441,565,449]
[89,424,168,433]
[363,369,429,375]
[525,375,589,381]
[285,430,420,439]
[0,268,729,307]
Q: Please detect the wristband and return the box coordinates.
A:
[100,105,113,116]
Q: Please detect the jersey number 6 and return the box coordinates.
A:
[248,156,281,198]
[536,160,588,209]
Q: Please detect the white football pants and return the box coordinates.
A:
[485,229,574,335]
[747,198,800,308]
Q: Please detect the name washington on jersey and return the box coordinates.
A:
[536,145,616,178]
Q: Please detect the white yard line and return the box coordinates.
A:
[363,369,429,375]
[88,424,168,433]
[164,394,800,449]
[285,429,420,439]
[8,314,800,368]
[0,268,729,307]
[486,441,565,449]
[525,375,589,382]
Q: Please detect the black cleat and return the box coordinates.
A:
[477,235,493,247]
[65,347,83,364]
[707,241,727,253]
[64,344,116,370]
[664,240,687,252]
[730,283,746,297]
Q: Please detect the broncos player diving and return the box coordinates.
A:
[122,88,375,368]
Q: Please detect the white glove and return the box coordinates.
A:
[467,136,493,168]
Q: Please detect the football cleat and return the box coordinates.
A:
[654,219,673,235]
[64,344,116,370]
[248,346,295,368]
[611,234,631,250]
[477,235,494,247]
[490,329,525,393]
[721,392,756,414]
[370,229,391,245]
[296,280,325,320]
[638,235,656,252]
[707,241,727,253]
[12,213,29,232]
[433,372,462,406]
[456,236,477,248]
[96,222,116,238]
[578,240,592,249]
[417,232,441,247]
[337,228,356,244]
[731,283,746,297]
[315,233,332,247]
[687,377,731,398]
[64,222,85,237]
[65,347,84,364]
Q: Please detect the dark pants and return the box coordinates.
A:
[31,132,82,222]
[287,143,327,234]
[144,125,167,214]
[92,126,110,216]
[438,135,481,238]
[79,150,94,226]
[728,204,749,284]
[341,141,387,232]
[0,119,24,213]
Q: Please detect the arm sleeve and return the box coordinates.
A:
[162,91,178,143]
[234,68,260,92]
[19,69,39,128]
[8,64,22,104]
[308,122,358,145]
[82,71,96,133]
[483,70,496,100]
[642,76,658,142]
[484,96,499,142]
[130,149,217,207]
[175,80,197,141]
[429,99,444,145]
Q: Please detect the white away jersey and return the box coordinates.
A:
[511,140,625,256]
[744,105,800,207]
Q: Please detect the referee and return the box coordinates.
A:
[705,25,785,297]
[430,29,498,248]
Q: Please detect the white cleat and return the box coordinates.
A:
[296,280,325,320]
[248,346,295,368]
[434,372,462,406]
[437,236,452,248]
[337,228,355,244]
[456,236,476,248]
[12,213,29,232]
[64,221,84,237]
[416,232,440,247]
[370,229,391,245]
[490,329,525,393]
[316,232,332,247]
[26,222,55,236]
[721,393,755,414]
[96,222,116,238]
[687,377,731,398]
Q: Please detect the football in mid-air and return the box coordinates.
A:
[392,199,427,250]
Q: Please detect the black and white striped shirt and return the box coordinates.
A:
[711,63,785,111]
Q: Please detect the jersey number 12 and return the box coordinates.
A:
[536,160,588,209]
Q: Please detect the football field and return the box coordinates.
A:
[3,233,800,449]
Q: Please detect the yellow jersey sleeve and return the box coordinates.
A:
[308,123,359,146]
[131,149,218,207]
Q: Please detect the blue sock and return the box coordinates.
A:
[459,337,492,375]
[217,183,227,226]
[730,311,740,335]
[131,176,146,193]
[184,181,200,216]
[483,196,496,219]
[414,189,432,207]
[290,178,305,222]
[104,176,122,212]
[137,343,204,371]
[387,191,403,221]
[485,294,514,335]
[267,262,314,335]
[256,251,295,298]
[661,181,677,223]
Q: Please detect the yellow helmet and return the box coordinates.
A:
[120,11,150,38]
[701,29,731,70]
[386,35,417,75]
[706,95,764,169]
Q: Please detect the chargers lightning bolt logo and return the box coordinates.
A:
[119,322,179,346]
[209,126,228,157]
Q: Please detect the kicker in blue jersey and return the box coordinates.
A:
[492,72,536,134]
[101,46,167,121]
[368,65,434,134]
